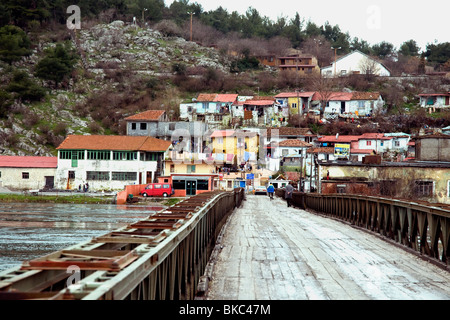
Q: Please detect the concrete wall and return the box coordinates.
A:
[320,163,450,204]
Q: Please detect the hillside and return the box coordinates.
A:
[0,21,233,156]
[0,19,449,157]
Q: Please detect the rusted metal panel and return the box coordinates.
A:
[21,250,139,271]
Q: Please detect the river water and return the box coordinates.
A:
[0,203,165,272]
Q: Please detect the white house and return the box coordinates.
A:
[312,91,384,119]
[179,93,238,128]
[419,92,450,110]
[321,50,391,77]
[0,156,57,190]
[55,135,172,191]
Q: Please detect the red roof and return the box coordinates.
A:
[243,100,274,106]
[213,94,238,103]
[0,156,57,168]
[351,149,374,154]
[57,135,172,152]
[275,92,315,98]
[312,92,353,101]
[358,133,392,140]
[124,110,165,121]
[278,139,312,147]
[318,135,360,143]
[210,130,235,138]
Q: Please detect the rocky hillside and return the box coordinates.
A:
[0,20,232,156]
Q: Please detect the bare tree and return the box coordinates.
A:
[358,56,380,81]
[305,74,335,118]
[300,35,333,68]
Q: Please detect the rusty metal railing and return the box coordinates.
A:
[275,189,449,268]
[0,188,245,300]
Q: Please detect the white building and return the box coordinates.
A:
[321,50,391,77]
[0,156,57,190]
[55,135,172,191]
[419,92,450,110]
[312,91,384,119]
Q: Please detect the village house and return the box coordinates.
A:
[274,91,316,116]
[179,93,238,128]
[209,129,259,167]
[418,92,450,111]
[311,91,384,119]
[55,135,171,191]
[321,50,391,77]
[256,53,320,76]
[241,97,280,126]
[0,156,57,191]
[124,109,209,155]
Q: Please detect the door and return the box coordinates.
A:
[340,101,345,114]
[44,176,54,189]
[146,172,152,184]
[71,151,78,168]
[186,180,197,196]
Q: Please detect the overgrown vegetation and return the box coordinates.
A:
[0,1,449,156]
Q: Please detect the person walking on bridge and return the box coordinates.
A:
[267,183,275,200]
[285,183,294,207]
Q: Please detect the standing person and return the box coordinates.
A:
[267,183,275,200]
[285,183,294,207]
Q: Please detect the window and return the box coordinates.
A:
[173,179,185,190]
[394,141,400,147]
[170,164,175,173]
[87,151,111,160]
[0,171,1,178]
[22,172,29,179]
[154,184,161,189]
[187,165,196,173]
[197,180,209,190]
[292,103,297,109]
[86,171,110,181]
[140,123,147,130]
[169,123,176,130]
[131,123,136,130]
[68,171,75,179]
[227,180,232,188]
[414,180,433,197]
[59,150,84,160]
[113,151,137,161]
[111,172,137,181]
[366,141,372,146]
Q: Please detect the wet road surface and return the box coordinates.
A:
[207,195,450,300]
[0,203,163,271]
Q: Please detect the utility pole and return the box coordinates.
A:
[142,8,147,24]
[331,46,341,77]
[188,12,194,41]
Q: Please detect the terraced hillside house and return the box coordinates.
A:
[179,93,238,128]
[124,109,209,154]
[0,156,57,191]
[55,135,172,191]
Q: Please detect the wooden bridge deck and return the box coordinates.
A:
[206,195,450,300]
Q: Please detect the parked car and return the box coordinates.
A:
[254,185,267,195]
[140,183,174,197]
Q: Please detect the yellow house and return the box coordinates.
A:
[274,92,316,115]
[210,130,259,164]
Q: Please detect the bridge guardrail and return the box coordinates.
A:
[275,189,449,268]
[0,188,245,300]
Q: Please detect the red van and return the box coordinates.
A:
[140,183,174,197]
